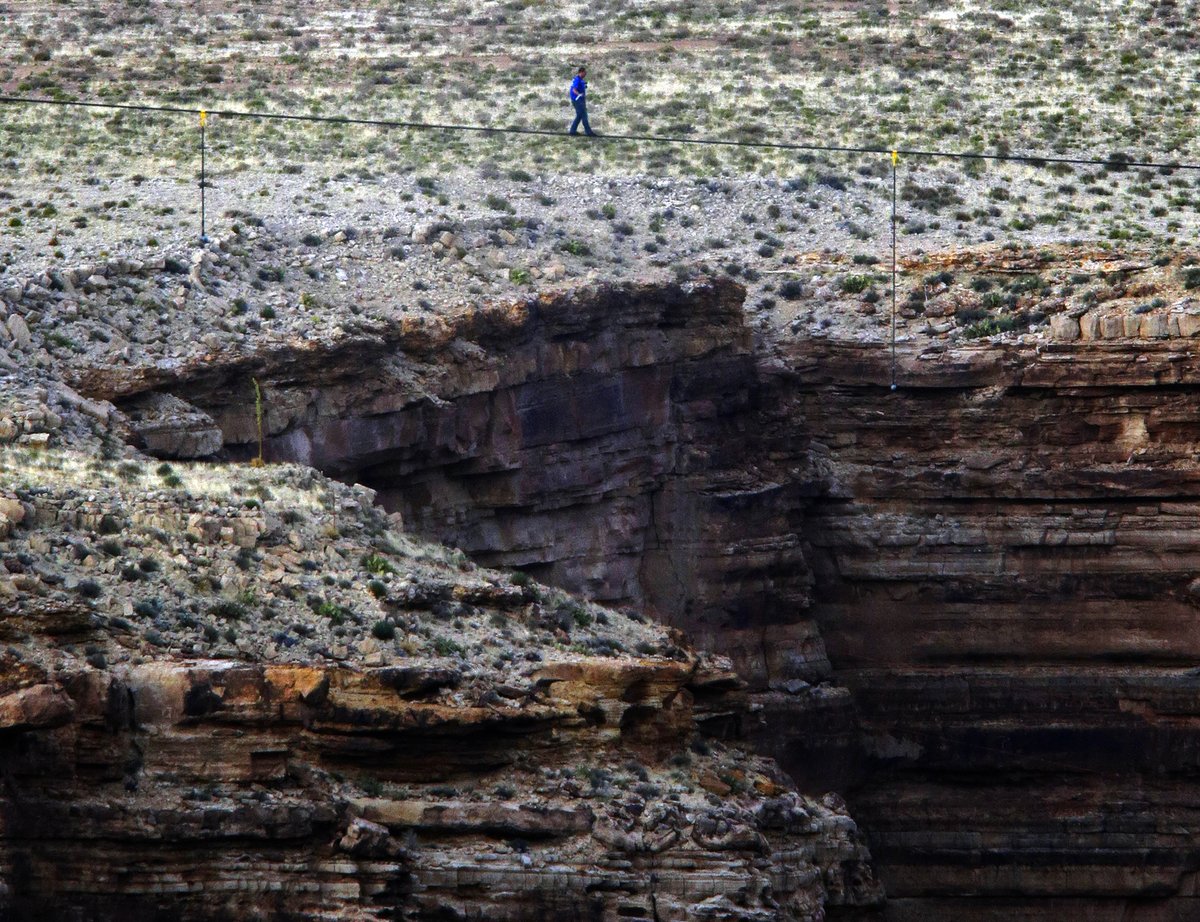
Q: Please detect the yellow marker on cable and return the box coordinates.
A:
[199,109,207,127]
[892,149,898,166]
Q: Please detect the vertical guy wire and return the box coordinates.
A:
[199,109,208,243]
[890,149,898,391]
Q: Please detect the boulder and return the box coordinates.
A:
[1079,312,1101,340]
[1100,314,1125,339]
[5,314,31,349]
[123,392,224,459]
[1177,313,1200,337]
[1049,314,1079,341]
[1140,313,1170,339]
[337,818,404,858]
[0,684,74,732]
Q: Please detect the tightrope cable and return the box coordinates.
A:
[2,94,1200,171]
[2,91,1194,380]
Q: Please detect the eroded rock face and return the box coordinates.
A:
[88,259,1200,920]
[99,278,826,690]
[122,391,224,459]
[0,436,878,921]
[0,658,878,922]
[779,337,1200,920]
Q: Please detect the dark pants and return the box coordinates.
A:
[570,98,592,135]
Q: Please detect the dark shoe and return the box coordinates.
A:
[569,130,579,136]
[585,131,598,137]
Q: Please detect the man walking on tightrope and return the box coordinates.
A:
[569,66,596,137]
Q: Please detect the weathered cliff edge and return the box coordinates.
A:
[0,458,879,921]
[0,278,881,921]
[787,335,1200,921]
[0,654,877,921]
[82,260,1200,921]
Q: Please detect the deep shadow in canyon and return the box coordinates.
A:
[108,277,1200,921]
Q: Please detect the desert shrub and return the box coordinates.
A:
[99,514,122,535]
[361,553,395,575]
[318,601,350,625]
[371,619,396,640]
[210,599,247,620]
[134,598,163,618]
[962,315,1021,338]
[779,279,804,300]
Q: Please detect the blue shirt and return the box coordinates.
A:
[570,75,587,102]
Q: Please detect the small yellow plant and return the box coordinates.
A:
[251,378,266,467]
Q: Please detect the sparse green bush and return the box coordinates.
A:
[371,619,396,640]
[315,601,344,624]
[841,274,871,294]
[433,635,464,656]
[962,315,1021,339]
[779,279,804,300]
[361,553,394,575]
[133,598,162,618]
[210,599,247,621]
[360,777,384,797]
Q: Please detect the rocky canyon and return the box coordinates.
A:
[93,246,1200,921]
[8,242,1200,919]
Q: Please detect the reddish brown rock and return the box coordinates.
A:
[0,658,878,921]
[83,259,1200,919]
[0,684,73,731]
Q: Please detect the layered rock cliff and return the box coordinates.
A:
[0,448,879,921]
[66,249,1200,920]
